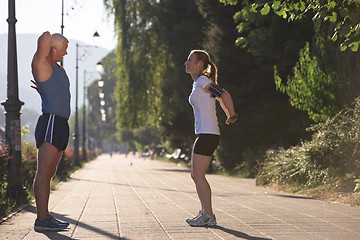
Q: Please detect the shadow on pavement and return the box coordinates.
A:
[23,205,271,240]
[69,176,196,194]
[23,205,131,240]
[39,230,75,240]
[269,194,314,200]
[210,225,272,240]
[157,168,191,173]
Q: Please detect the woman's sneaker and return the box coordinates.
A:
[186,211,217,227]
[186,210,203,224]
[34,214,69,231]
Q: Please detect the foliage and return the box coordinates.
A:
[105,0,168,129]
[21,138,37,192]
[0,141,9,189]
[221,0,360,52]
[274,42,339,122]
[104,0,203,149]
[0,141,10,217]
[102,0,314,172]
[0,126,85,217]
[258,97,360,187]
[196,0,313,171]
[85,51,118,152]
[355,179,360,194]
[117,126,161,152]
[0,127,37,217]
[220,0,360,125]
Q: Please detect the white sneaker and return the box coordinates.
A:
[186,211,217,227]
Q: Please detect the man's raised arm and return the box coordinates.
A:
[31,32,52,82]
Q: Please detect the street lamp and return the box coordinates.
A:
[73,31,100,166]
[98,79,104,88]
[96,61,103,72]
[1,0,25,197]
[97,76,107,123]
[93,31,100,45]
[82,66,102,162]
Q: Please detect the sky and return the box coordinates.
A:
[0,0,117,50]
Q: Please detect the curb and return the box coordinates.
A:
[0,201,33,224]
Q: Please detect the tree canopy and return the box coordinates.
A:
[221,0,360,51]
[93,0,360,174]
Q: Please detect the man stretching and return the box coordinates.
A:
[31,31,71,231]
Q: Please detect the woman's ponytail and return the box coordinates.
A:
[208,62,218,84]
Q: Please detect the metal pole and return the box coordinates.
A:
[56,0,66,175]
[61,0,64,35]
[82,70,87,161]
[2,0,25,197]
[60,0,64,67]
[73,43,80,166]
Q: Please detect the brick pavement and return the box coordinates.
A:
[1,154,360,239]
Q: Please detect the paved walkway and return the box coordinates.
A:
[1,154,360,240]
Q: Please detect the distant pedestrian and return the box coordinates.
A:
[31,31,71,231]
[184,49,237,227]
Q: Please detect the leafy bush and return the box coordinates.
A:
[355,179,360,195]
[0,132,37,217]
[1,125,94,217]
[0,141,10,216]
[0,141,9,190]
[258,97,360,187]
[21,143,37,191]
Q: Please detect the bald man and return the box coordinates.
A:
[31,32,70,231]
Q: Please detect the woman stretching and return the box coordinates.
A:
[184,49,237,227]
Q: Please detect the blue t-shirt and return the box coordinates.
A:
[36,64,71,119]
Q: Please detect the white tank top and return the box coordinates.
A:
[188,75,220,135]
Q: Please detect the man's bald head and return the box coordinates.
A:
[51,33,69,48]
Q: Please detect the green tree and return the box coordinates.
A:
[222,0,360,52]
[86,51,118,149]
[155,0,205,146]
[274,43,339,122]
[105,0,204,149]
[103,0,315,173]
[193,0,313,173]
[221,0,360,122]
[105,0,169,129]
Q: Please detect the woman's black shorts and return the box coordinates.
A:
[193,134,220,156]
[35,113,69,151]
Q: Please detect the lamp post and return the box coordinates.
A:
[60,0,65,67]
[97,79,106,121]
[73,32,100,166]
[2,0,25,197]
[56,0,65,175]
[82,64,102,161]
[61,0,64,35]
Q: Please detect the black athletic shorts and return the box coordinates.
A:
[193,134,220,156]
[35,113,69,151]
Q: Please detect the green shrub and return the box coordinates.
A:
[0,141,10,216]
[355,179,360,195]
[258,97,360,187]
[0,141,9,189]
[21,141,37,192]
